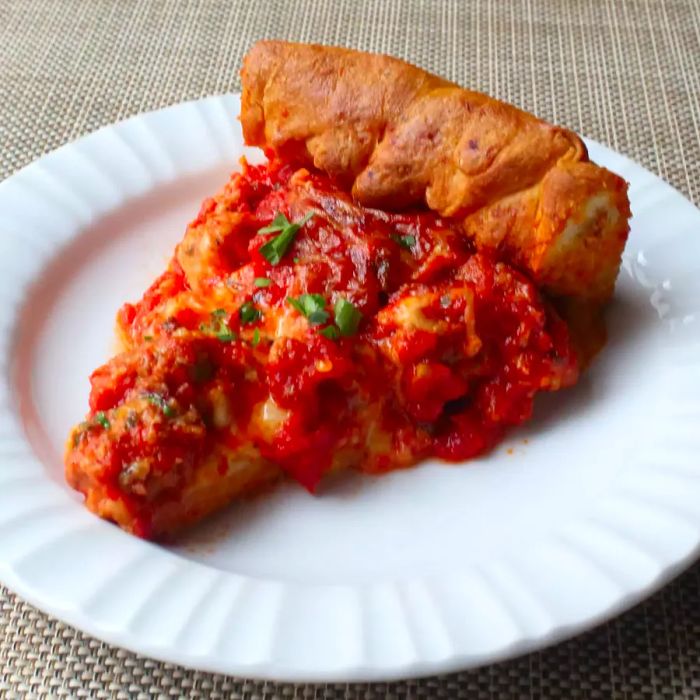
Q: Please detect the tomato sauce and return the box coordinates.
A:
[66,157,579,537]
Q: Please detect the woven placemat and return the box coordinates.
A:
[2,1,700,697]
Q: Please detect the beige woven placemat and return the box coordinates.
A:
[1,1,700,697]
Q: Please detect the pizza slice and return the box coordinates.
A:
[65,43,630,539]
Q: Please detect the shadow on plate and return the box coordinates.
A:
[524,285,654,435]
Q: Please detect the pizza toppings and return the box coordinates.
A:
[333,298,362,337]
[392,233,416,251]
[258,211,313,265]
[239,301,262,325]
[286,294,330,325]
[200,309,236,342]
[66,157,579,538]
[144,391,178,419]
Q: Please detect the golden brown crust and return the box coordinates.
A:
[240,41,631,302]
[240,41,450,183]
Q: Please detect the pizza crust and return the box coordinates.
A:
[240,41,631,302]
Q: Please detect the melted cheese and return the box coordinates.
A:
[250,396,291,441]
[273,308,308,340]
[382,294,449,334]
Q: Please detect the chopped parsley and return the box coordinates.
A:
[251,328,261,347]
[94,412,110,430]
[286,294,330,325]
[72,411,110,446]
[143,334,153,341]
[319,325,340,340]
[144,392,177,418]
[216,329,236,342]
[258,212,313,265]
[258,213,294,235]
[239,301,261,325]
[286,294,363,339]
[200,309,236,342]
[391,233,417,250]
[333,298,363,337]
[254,277,271,288]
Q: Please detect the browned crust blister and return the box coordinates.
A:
[240,40,631,302]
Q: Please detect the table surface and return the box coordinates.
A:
[2,1,700,698]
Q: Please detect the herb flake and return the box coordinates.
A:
[145,392,177,419]
[319,325,340,340]
[201,309,236,342]
[258,212,313,265]
[334,298,363,337]
[391,233,417,251]
[286,294,330,325]
[258,213,292,234]
[94,412,110,430]
[239,301,261,325]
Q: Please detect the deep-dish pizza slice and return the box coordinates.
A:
[65,43,629,539]
[241,41,630,302]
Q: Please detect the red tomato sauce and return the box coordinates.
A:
[66,157,579,536]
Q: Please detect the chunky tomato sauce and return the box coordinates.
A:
[66,156,579,537]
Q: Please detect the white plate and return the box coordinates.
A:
[1,95,699,682]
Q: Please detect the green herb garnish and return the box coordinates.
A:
[391,233,416,251]
[145,392,177,419]
[239,301,262,325]
[72,410,111,446]
[200,309,236,342]
[286,294,330,325]
[258,213,293,234]
[254,277,271,288]
[286,294,362,338]
[333,298,363,337]
[251,328,261,347]
[258,212,313,265]
[143,334,153,341]
[319,325,340,340]
[94,412,110,430]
